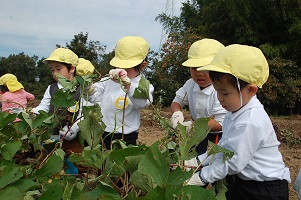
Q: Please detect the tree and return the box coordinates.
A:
[0,53,43,93]
[177,0,301,114]
[58,32,107,66]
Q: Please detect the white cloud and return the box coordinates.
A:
[0,0,185,58]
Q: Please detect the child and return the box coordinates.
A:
[85,36,154,149]
[31,48,92,174]
[0,73,35,116]
[170,39,227,154]
[187,44,291,199]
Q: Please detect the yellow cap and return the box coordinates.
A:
[76,58,95,76]
[43,48,79,67]
[182,38,225,67]
[110,36,150,69]
[198,44,269,88]
[0,73,24,92]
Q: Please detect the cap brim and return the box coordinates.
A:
[110,57,143,69]
[197,64,231,74]
[182,57,214,68]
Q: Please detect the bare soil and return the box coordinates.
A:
[137,108,301,200]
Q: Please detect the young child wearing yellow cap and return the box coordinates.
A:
[32,48,93,174]
[186,44,290,199]
[85,36,154,149]
[0,73,35,117]
[170,39,227,155]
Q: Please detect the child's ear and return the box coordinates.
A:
[70,66,76,74]
[140,60,147,71]
[248,84,258,96]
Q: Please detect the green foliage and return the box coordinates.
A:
[0,70,234,199]
[147,28,202,106]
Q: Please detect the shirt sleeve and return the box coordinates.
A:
[31,85,51,114]
[87,78,108,104]
[172,81,190,107]
[201,122,266,183]
[26,91,35,101]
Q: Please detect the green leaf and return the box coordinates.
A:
[207,141,234,163]
[133,75,150,99]
[129,171,154,193]
[138,142,170,187]
[179,117,210,158]
[84,183,121,200]
[62,181,75,200]
[69,148,109,169]
[110,145,147,173]
[51,89,76,108]
[0,112,16,129]
[78,105,105,148]
[36,154,64,177]
[144,187,165,200]
[38,184,63,200]
[1,140,22,160]
[167,166,192,186]
[182,185,216,200]
[12,179,40,192]
[56,73,78,92]
[0,186,23,200]
[0,166,23,189]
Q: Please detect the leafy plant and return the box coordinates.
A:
[0,72,233,199]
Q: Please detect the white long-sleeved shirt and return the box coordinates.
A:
[88,74,154,134]
[200,96,291,183]
[172,79,226,132]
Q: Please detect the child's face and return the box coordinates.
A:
[213,77,255,112]
[190,68,212,88]
[48,61,75,81]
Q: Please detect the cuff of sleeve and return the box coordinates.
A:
[199,171,208,184]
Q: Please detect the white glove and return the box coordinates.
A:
[186,171,207,186]
[170,111,184,129]
[109,69,131,85]
[83,84,96,96]
[184,157,199,171]
[181,120,193,133]
[59,124,79,141]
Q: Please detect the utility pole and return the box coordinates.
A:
[159,0,175,51]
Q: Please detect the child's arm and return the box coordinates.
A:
[31,86,51,114]
[25,91,35,101]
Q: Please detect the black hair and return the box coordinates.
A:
[133,57,148,72]
[0,85,8,93]
[209,71,249,91]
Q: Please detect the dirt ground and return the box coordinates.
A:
[137,108,301,200]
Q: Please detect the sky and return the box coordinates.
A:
[0,0,185,59]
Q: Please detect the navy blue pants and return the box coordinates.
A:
[225,175,289,200]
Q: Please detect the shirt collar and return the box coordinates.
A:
[193,83,214,95]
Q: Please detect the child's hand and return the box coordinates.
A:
[170,111,184,129]
[184,157,198,171]
[83,84,96,95]
[59,124,78,141]
[109,69,131,85]
[186,171,207,186]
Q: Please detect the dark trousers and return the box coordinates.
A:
[102,131,138,149]
[196,132,222,154]
[225,175,289,200]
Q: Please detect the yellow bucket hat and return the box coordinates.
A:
[43,48,79,67]
[182,38,225,67]
[110,36,150,69]
[76,58,95,76]
[198,44,269,88]
[0,73,24,92]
